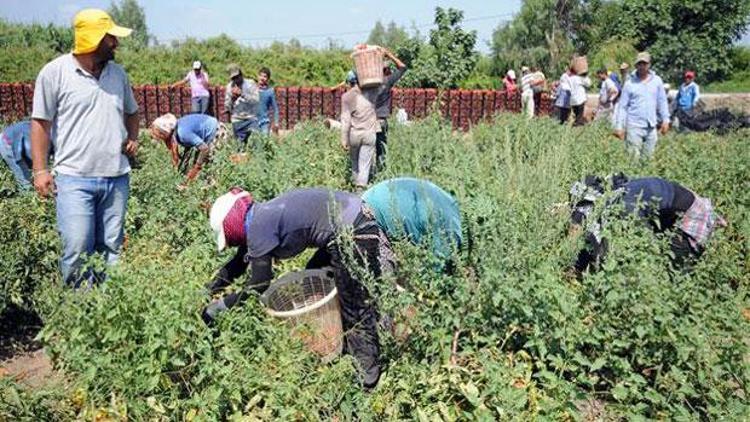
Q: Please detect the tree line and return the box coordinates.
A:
[1,0,748,89]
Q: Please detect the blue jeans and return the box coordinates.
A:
[55,173,130,287]
[625,125,658,160]
[0,139,32,190]
[258,120,271,135]
[191,96,210,114]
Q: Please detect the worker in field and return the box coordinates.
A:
[568,174,726,276]
[203,187,396,389]
[31,9,139,287]
[340,70,380,190]
[256,66,280,135]
[224,64,260,150]
[614,52,670,160]
[171,60,211,114]
[373,48,406,172]
[362,177,462,271]
[0,120,46,190]
[675,71,700,113]
[150,113,219,186]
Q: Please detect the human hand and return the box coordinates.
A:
[613,130,625,140]
[659,122,670,135]
[123,139,139,157]
[231,86,241,97]
[33,170,55,199]
[341,141,349,151]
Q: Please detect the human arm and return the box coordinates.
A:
[121,77,140,157]
[340,94,352,150]
[381,47,405,70]
[171,74,190,88]
[241,81,260,103]
[657,81,670,134]
[201,72,210,89]
[692,84,700,108]
[123,112,140,157]
[270,89,280,132]
[30,119,54,198]
[202,255,274,324]
[30,67,58,198]
[614,84,631,136]
[224,85,233,117]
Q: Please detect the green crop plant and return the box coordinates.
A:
[0,114,748,420]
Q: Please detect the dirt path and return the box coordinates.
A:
[0,305,60,388]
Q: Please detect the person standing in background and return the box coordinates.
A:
[256,67,279,135]
[173,60,211,114]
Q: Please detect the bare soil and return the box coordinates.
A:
[0,305,59,388]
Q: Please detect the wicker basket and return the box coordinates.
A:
[572,56,589,75]
[351,45,384,88]
[261,268,343,362]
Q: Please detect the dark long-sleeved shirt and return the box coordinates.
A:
[620,177,695,232]
[208,189,363,309]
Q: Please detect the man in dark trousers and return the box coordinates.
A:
[203,187,395,389]
[373,48,406,172]
[568,174,726,275]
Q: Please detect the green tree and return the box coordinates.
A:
[400,7,478,89]
[611,0,750,82]
[491,0,593,79]
[108,0,150,48]
[367,20,409,50]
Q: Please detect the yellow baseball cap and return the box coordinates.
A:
[73,9,132,54]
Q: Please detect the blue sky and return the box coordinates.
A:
[0,0,523,53]
[2,0,747,52]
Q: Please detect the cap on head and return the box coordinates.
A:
[73,9,132,55]
[346,70,358,84]
[210,188,254,252]
[635,51,651,64]
[684,70,695,80]
[619,62,630,71]
[193,60,202,70]
[227,63,242,79]
[151,113,177,134]
[506,69,516,79]
[521,66,530,73]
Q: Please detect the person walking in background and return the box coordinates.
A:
[256,67,279,135]
[374,48,407,172]
[520,66,543,119]
[569,65,591,126]
[675,71,700,113]
[531,66,546,116]
[614,52,670,160]
[30,9,139,287]
[595,67,619,124]
[503,70,518,105]
[554,68,573,124]
[172,60,211,114]
[340,71,380,190]
[224,64,260,150]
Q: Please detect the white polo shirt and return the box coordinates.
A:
[32,54,138,177]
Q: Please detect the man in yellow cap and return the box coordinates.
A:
[30,9,139,287]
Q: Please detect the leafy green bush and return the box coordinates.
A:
[1,116,748,419]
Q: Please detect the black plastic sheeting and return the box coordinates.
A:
[674,107,750,134]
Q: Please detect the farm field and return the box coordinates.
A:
[0,114,748,420]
